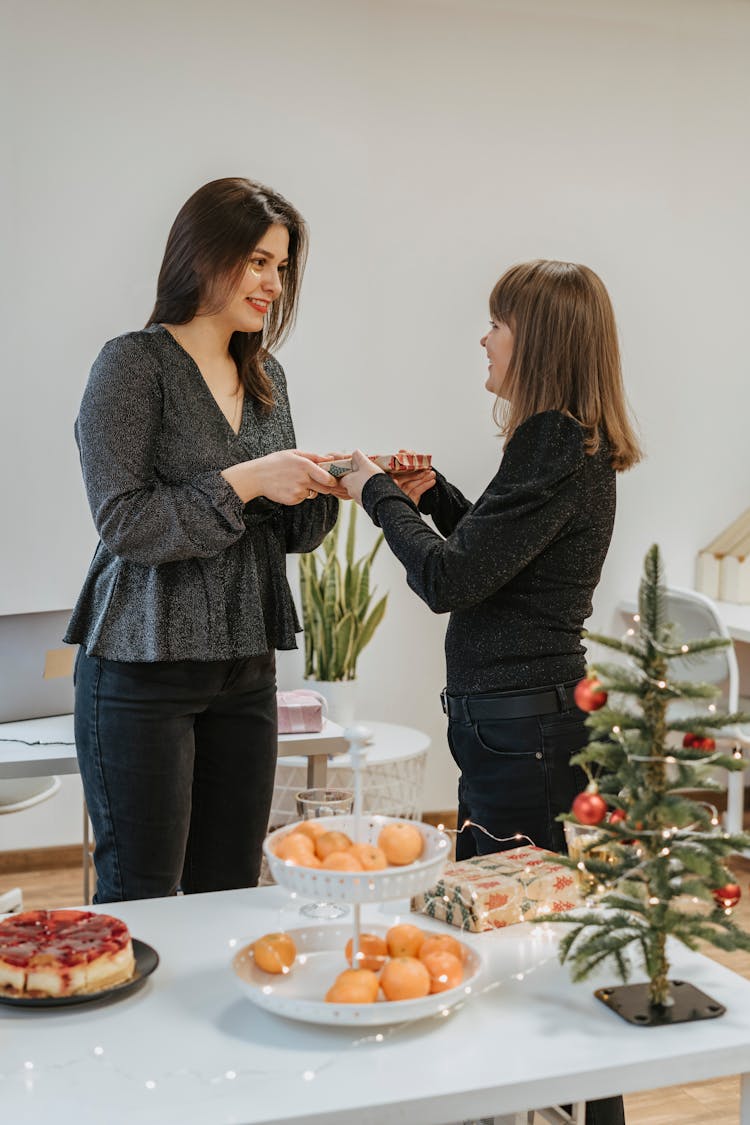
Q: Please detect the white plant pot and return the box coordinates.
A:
[304,678,357,729]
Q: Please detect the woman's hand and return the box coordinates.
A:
[342,449,384,505]
[299,451,352,500]
[222,451,338,505]
[392,468,436,505]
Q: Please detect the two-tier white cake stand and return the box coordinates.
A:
[234,726,485,1026]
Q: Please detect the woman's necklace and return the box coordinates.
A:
[229,382,244,433]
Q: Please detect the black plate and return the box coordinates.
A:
[0,938,159,1009]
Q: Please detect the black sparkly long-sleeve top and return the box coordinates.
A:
[361,411,616,694]
[65,325,338,661]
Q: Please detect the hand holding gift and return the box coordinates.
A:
[342,449,384,505]
[318,449,436,506]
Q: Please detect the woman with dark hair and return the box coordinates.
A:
[66,178,339,903]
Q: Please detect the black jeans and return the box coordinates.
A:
[447,685,626,1125]
[74,650,278,903]
[447,686,588,859]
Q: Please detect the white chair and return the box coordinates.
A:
[0,776,62,913]
[0,776,62,814]
[658,586,750,836]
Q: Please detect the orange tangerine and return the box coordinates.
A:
[377,822,424,866]
[275,833,316,863]
[380,956,431,1001]
[386,923,425,959]
[422,950,463,993]
[325,968,380,1004]
[419,933,466,964]
[321,851,363,871]
[295,820,328,842]
[350,842,388,871]
[315,830,353,860]
[285,852,322,868]
[345,933,388,972]
[252,932,296,974]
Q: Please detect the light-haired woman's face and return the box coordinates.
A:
[480,318,514,399]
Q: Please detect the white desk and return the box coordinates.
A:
[0,714,349,788]
[2,886,750,1124]
[0,715,349,902]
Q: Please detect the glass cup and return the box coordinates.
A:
[564,821,609,904]
[296,789,354,819]
[295,787,354,920]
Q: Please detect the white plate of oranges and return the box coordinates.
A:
[233,922,484,1026]
[263,815,450,902]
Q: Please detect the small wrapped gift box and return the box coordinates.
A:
[411,845,584,932]
[276,690,326,734]
[321,451,432,478]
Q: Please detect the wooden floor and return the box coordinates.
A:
[3,849,750,1123]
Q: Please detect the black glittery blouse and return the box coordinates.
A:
[65,325,338,662]
[361,410,616,694]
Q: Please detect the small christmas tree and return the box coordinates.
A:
[547,544,750,1021]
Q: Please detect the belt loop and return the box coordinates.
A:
[555,683,569,714]
[461,695,472,723]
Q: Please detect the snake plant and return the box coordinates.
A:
[299,501,387,681]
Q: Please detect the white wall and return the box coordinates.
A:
[2,0,749,848]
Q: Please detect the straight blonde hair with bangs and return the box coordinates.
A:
[490,260,641,471]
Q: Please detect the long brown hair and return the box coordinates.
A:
[146,177,308,410]
[490,260,641,471]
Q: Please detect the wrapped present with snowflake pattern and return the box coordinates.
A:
[320,451,432,478]
[411,845,584,932]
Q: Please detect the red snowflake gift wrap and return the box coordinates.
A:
[320,451,432,478]
[411,846,584,932]
[276,690,326,734]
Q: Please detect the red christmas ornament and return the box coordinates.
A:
[713,883,741,909]
[573,676,608,713]
[683,733,716,752]
[609,808,627,825]
[572,790,608,826]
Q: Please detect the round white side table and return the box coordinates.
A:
[269,721,430,828]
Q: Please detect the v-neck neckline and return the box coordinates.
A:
[155,324,246,438]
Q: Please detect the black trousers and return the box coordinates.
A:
[446,686,626,1125]
[74,649,278,903]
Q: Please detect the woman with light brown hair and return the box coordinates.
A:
[345,260,638,1125]
[345,258,640,856]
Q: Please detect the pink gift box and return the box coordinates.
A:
[276,689,327,734]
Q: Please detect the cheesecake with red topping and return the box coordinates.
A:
[0,909,135,997]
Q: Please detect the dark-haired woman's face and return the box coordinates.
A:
[221,223,290,334]
[480,318,514,399]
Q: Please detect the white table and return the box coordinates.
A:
[271,721,430,826]
[0,715,349,901]
[2,886,750,1125]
